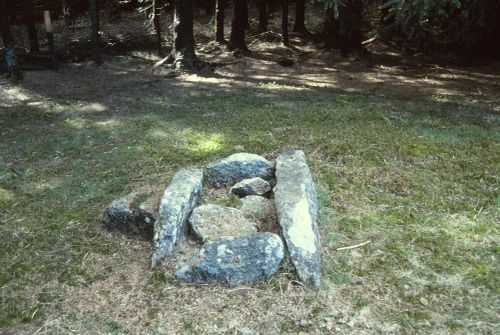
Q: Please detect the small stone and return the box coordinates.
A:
[204,153,274,185]
[175,232,284,285]
[231,177,271,197]
[240,195,275,223]
[102,191,156,240]
[420,297,429,306]
[299,319,309,327]
[234,145,245,152]
[151,168,203,268]
[189,204,257,242]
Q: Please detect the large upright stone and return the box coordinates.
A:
[274,150,321,289]
[175,232,284,285]
[204,153,274,185]
[189,204,257,242]
[151,168,203,268]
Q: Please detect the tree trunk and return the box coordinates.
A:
[282,0,289,46]
[89,0,102,64]
[257,1,268,33]
[215,0,226,43]
[323,8,336,50]
[323,0,363,55]
[23,0,39,53]
[293,0,306,33]
[242,0,249,30]
[228,0,248,52]
[0,0,22,79]
[163,0,203,70]
[153,0,162,54]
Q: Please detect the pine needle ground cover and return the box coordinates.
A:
[1,57,498,334]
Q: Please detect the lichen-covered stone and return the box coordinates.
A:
[274,150,321,289]
[151,168,203,268]
[231,177,271,197]
[204,153,274,185]
[189,204,257,242]
[175,232,284,285]
[102,191,156,240]
[240,195,275,223]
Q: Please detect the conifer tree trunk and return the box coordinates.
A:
[159,0,203,70]
[323,8,336,50]
[282,0,289,46]
[293,0,307,33]
[23,0,39,54]
[215,0,226,43]
[228,0,249,52]
[242,0,249,29]
[1,0,22,79]
[323,0,363,55]
[89,0,102,64]
[257,1,268,33]
[338,0,363,55]
[153,0,162,54]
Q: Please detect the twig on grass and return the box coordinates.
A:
[336,240,372,251]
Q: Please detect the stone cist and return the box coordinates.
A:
[102,150,321,289]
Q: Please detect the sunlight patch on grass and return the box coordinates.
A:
[0,186,15,204]
[94,118,122,129]
[65,117,88,129]
[177,129,225,153]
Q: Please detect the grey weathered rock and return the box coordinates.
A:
[274,150,321,289]
[189,204,257,242]
[204,153,274,185]
[240,195,275,223]
[175,232,284,285]
[151,168,203,268]
[231,177,271,197]
[102,191,156,240]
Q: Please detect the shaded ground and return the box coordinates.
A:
[1,25,499,335]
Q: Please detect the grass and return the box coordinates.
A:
[0,62,499,334]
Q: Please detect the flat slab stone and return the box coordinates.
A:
[204,153,274,185]
[189,204,257,242]
[274,150,321,289]
[151,168,203,268]
[231,177,271,197]
[102,191,156,240]
[175,232,284,285]
[240,195,275,223]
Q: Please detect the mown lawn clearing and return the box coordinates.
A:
[1,54,499,334]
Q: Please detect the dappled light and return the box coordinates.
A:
[1,1,499,334]
[177,129,226,154]
[93,118,122,129]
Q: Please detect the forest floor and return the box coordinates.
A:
[1,22,500,335]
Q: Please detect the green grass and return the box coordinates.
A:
[0,75,499,334]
